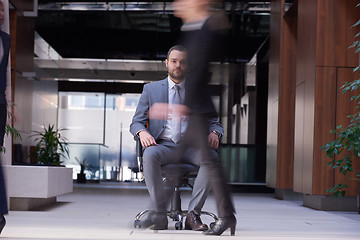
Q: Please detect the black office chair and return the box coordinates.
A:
[133,136,218,230]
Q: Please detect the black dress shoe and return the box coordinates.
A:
[0,214,6,234]
[185,211,208,231]
[203,216,236,236]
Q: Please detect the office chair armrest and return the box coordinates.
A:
[134,135,143,172]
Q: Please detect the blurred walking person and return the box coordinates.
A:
[150,0,236,236]
[0,0,11,234]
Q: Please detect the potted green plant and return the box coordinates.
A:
[2,108,73,211]
[30,125,69,166]
[74,157,88,183]
[5,124,73,210]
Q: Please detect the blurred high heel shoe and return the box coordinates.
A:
[202,216,236,236]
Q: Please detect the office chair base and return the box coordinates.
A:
[134,209,218,230]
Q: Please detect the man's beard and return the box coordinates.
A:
[169,70,185,81]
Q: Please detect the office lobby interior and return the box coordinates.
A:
[1,0,360,239]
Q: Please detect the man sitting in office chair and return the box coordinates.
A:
[130,45,223,231]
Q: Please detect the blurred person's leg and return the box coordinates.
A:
[0,101,8,233]
[0,101,5,147]
[0,165,7,215]
[182,115,235,218]
[183,115,236,235]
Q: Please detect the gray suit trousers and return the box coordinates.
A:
[143,140,216,214]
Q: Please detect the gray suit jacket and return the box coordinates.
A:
[130,78,223,140]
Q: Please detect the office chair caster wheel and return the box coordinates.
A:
[209,222,216,229]
[134,220,142,228]
[175,221,182,230]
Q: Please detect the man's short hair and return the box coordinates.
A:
[167,45,187,59]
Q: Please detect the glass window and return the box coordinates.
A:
[58,92,105,144]
[59,91,141,182]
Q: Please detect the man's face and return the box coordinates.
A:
[165,50,187,83]
[0,2,4,26]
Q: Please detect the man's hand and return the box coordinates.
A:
[138,130,157,147]
[208,132,219,150]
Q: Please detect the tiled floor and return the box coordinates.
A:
[2,183,360,239]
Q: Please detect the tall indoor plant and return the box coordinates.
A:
[321,3,360,197]
[31,125,69,166]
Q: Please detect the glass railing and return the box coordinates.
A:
[61,142,267,184]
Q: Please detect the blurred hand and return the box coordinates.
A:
[148,103,189,119]
[138,130,157,147]
[148,103,169,119]
[172,104,189,118]
[208,132,219,150]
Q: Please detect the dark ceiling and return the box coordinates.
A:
[35,1,274,62]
